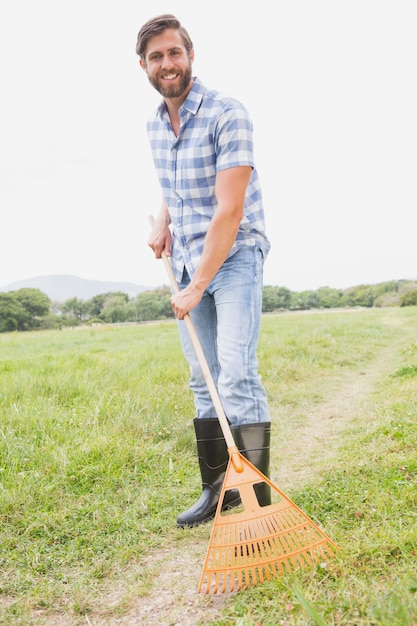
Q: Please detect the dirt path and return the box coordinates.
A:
[38,336,406,626]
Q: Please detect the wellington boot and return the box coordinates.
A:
[231,421,272,506]
[176,418,241,528]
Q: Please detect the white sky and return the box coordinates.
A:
[1,0,416,291]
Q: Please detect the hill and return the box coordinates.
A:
[0,274,153,302]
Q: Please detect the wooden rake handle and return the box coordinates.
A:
[149,216,243,472]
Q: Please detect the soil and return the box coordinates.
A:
[34,337,404,626]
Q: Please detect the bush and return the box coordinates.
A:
[400,290,417,307]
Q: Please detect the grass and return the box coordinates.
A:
[0,307,416,624]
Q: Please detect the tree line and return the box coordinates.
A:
[1,280,416,332]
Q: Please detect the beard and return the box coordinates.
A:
[148,64,192,99]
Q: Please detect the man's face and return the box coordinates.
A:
[140,28,194,99]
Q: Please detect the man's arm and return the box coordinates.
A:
[171,165,252,319]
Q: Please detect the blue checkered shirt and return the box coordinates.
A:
[147,77,270,281]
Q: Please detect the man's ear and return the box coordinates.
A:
[139,59,147,72]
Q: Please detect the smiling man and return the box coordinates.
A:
[136,14,272,528]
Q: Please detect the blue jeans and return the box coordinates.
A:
[177,246,270,426]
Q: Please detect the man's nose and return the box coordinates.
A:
[161,54,174,69]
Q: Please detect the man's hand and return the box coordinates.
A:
[148,219,172,259]
[171,285,204,320]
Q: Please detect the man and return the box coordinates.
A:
[136,14,272,528]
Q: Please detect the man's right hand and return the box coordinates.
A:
[148,209,172,258]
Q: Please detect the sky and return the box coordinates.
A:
[1,0,416,292]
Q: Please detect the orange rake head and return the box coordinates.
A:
[198,451,338,594]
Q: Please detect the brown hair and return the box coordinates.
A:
[136,14,194,60]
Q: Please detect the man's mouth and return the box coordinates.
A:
[162,73,178,80]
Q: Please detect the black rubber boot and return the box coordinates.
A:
[231,422,272,506]
[176,417,241,528]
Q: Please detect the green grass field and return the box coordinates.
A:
[0,307,416,625]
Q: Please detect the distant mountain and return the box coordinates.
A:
[0,274,153,302]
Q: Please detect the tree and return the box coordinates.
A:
[316,286,342,309]
[101,294,130,323]
[292,290,320,310]
[88,293,109,317]
[13,288,50,327]
[340,285,374,308]
[62,297,89,321]
[0,288,51,330]
[130,288,173,322]
[0,293,29,332]
[262,286,292,312]
[400,290,417,307]
[372,281,400,297]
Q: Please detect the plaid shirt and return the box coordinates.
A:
[147,77,270,281]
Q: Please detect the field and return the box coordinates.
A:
[0,307,416,625]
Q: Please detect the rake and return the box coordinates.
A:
[149,217,338,594]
